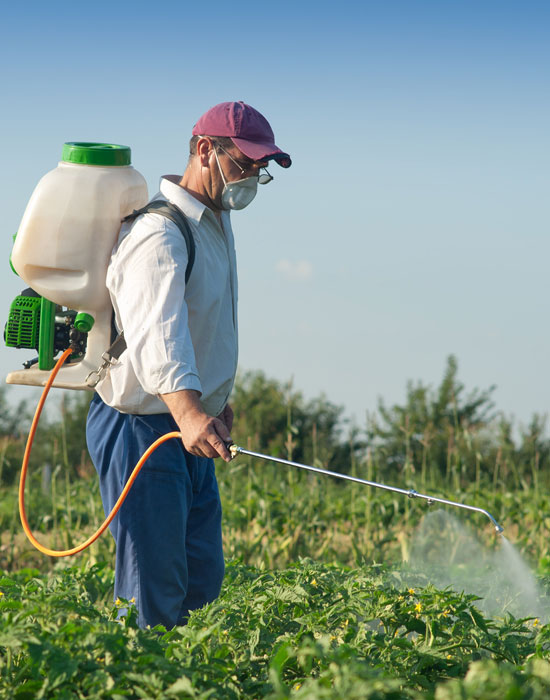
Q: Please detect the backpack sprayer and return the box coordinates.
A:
[7,142,503,559]
[6,142,148,390]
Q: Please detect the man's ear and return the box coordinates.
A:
[196,137,214,167]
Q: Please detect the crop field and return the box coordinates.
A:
[1,454,550,699]
[0,364,549,698]
[1,557,549,700]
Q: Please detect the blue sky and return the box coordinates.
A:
[0,0,548,430]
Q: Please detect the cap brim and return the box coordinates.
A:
[231,136,292,168]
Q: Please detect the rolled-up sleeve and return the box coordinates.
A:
[107,214,203,397]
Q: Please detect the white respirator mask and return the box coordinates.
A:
[213,148,258,210]
[221,176,258,210]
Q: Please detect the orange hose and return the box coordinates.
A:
[19,347,182,557]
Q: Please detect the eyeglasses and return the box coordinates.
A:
[215,143,273,185]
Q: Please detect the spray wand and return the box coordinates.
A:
[229,445,504,534]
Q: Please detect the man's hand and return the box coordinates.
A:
[160,390,232,462]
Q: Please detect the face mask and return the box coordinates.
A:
[221,176,258,210]
[214,149,258,210]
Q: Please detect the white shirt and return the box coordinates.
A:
[96,175,238,416]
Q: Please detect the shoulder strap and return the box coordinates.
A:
[122,200,196,283]
[106,201,196,363]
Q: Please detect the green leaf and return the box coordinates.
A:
[468,608,488,633]
[166,676,197,697]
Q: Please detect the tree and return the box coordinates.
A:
[371,355,496,482]
[230,370,355,472]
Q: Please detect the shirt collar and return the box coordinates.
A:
[160,175,206,225]
[159,175,232,234]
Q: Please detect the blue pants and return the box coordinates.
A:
[86,394,225,629]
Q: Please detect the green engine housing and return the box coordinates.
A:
[5,289,87,371]
[5,293,42,350]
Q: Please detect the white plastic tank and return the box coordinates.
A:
[11,142,147,313]
[7,142,148,389]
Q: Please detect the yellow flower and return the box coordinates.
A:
[0,591,4,597]
[533,618,540,627]
[311,578,318,587]
[446,654,452,660]
[115,598,122,606]
[397,595,404,601]
[130,597,136,604]
[408,588,415,595]
[442,610,449,617]
[293,684,302,691]
[414,603,422,613]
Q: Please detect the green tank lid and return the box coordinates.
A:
[62,142,131,166]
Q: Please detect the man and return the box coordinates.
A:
[86,101,291,629]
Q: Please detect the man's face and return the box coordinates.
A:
[207,139,269,209]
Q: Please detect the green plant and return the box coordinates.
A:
[0,561,548,699]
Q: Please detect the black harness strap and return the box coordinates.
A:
[122,200,196,283]
[108,200,196,359]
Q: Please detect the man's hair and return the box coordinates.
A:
[189,135,234,156]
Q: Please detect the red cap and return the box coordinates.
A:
[192,101,292,168]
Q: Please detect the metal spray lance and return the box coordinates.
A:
[229,445,504,534]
